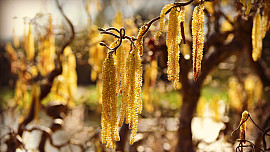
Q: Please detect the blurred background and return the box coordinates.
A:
[0,0,270,152]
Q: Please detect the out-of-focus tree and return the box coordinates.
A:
[1,0,270,152]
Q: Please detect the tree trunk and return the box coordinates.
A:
[175,83,201,152]
[116,120,129,151]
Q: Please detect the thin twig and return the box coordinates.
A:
[249,115,270,136]
[236,139,264,152]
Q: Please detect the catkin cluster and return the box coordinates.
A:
[252,13,262,61]
[240,110,249,142]
[101,41,142,147]
[119,46,142,145]
[101,53,120,149]
[192,5,204,82]
[155,4,185,89]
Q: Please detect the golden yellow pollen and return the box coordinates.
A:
[240,111,249,143]
[155,3,175,39]
[101,53,119,148]
[136,25,148,56]
[166,7,184,89]
[119,46,142,145]
[252,13,262,61]
[192,5,204,82]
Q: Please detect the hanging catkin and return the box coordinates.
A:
[155,3,175,39]
[116,44,126,94]
[101,53,119,149]
[252,13,262,61]
[26,23,35,61]
[136,25,147,56]
[166,7,182,89]
[192,5,204,82]
[240,111,249,143]
[119,46,142,145]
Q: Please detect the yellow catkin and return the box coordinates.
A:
[239,0,251,15]
[12,19,20,48]
[63,47,77,107]
[192,5,204,82]
[88,25,106,81]
[118,45,134,127]
[26,23,35,61]
[5,42,18,61]
[245,0,251,15]
[101,53,119,149]
[135,25,147,56]
[252,13,262,61]
[38,15,56,76]
[22,21,27,51]
[119,48,135,127]
[119,46,142,145]
[50,46,77,106]
[150,59,158,86]
[228,77,243,112]
[155,3,175,39]
[14,80,28,110]
[178,6,186,44]
[240,110,249,143]
[166,7,181,89]
[115,40,127,94]
[262,0,270,39]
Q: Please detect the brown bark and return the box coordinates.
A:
[116,121,129,151]
[175,83,201,152]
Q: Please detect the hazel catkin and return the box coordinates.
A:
[192,5,204,82]
[136,25,148,56]
[155,3,175,40]
[119,46,142,145]
[252,13,262,61]
[166,7,181,89]
[101,53,119,149]
[240,110,249,143]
